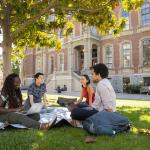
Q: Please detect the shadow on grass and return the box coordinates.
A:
[117,106,150,135]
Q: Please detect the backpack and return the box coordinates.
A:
[57,97,77,106]
[83,111,131,136]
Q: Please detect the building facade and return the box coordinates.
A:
[22,1,150,92]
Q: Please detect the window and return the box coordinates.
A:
[122,10,129,30]
[122,43,131,68]
[141,3,150,26]
[143,77,150,86]
[36,56,42,72]
[142,39,150,66]
[92,49,97,66]
[90,26,97,35]
[48,56,54,74]
[105,46,113,69]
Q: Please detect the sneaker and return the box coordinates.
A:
[70,119,82,127]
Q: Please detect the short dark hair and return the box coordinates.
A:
[90,63,108,78]
[34,72,44,79]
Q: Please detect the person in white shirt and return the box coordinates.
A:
[71,63,116,120]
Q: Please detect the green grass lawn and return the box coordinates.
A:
[0,95,150,150]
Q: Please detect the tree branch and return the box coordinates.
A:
[11,0,113,39]
[11,2,55,39]
[57,0,113,14]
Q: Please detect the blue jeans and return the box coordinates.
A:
[71,105,98,121]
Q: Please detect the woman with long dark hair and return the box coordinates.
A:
[0,73,56,130]
[76,74,95,106]
[1,73,23,109]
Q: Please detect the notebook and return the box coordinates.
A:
[26,103,44,115]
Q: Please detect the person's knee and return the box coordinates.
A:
[71,109,80,120]
[28,113,40,121]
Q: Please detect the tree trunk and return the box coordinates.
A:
[1,3,12,80]
[2,41,12,79]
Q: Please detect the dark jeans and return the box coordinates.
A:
[71,106,98,121]
[0,112,40,129]
[77,102,89,108]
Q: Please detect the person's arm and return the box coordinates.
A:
[97,84,114,112]
[28,95,34,106]
[0,96,23,113]
[28,84,34,106]
[43,93,49,107]
[0,107,23,113]
[77,88,84,103]
[87,85,94,106]
[42,84,48,106]
[43,93,47,102]
[74,89,83,104]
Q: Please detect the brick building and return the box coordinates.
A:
[21,1,150,92]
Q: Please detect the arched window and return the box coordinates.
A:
[122,9,129,30]
[141,3,150,26]
[122,43,131,68]
[105,46,113,69]
[142,39,150,66]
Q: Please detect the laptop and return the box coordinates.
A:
[26,103,44,115]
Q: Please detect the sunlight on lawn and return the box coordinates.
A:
[139,115,150,123]
[32,143,39,150]
[116,100,150,107]
[22,93,150,108]
[37,131,45,137]
[1,93,149,150]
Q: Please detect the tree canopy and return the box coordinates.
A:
[0,0,144,77]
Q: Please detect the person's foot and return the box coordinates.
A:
[138,129,150,135]
[70,119,82,127]
[40,117,57,130]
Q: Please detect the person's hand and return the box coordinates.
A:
[15,106,24,112]
[74,100,81,105]
[84,107,93,110]
[105,108,113,112]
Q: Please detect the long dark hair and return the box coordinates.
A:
[1,73,22,108]
[81,74,90,88]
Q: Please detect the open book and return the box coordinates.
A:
[26,103,44,115]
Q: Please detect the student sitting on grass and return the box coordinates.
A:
[0,73,56,130]
[24,72,48,110]
[71,63,116,121]
[75,74,95,107]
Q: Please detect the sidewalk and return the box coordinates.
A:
[47,91,150,101]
